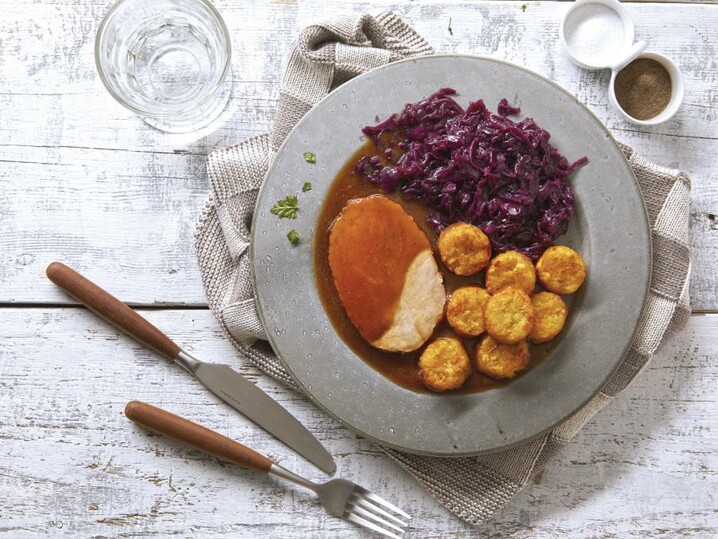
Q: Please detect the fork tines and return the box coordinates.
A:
[345,486,412,538]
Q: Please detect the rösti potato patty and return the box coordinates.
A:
[475,335,529,379]
[436,222,491,276]
[484,287,535,344]
[529,291,569,343]
[419,338,472,391]
[536,245,586,294]
[446,286,491,338]
[485,250,536,295]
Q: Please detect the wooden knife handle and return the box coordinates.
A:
[46,262,180,359]
[125,401,273,473]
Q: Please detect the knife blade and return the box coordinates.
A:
[46,261,336,475]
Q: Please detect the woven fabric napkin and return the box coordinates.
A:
[194,12,692,525]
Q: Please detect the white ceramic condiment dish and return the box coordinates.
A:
[560,0,683,125]
[608,51,684,126]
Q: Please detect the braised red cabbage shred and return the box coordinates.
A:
[356,88,587,260]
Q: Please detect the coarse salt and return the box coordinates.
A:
[564,3,625,67]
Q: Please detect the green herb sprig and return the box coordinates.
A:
[287,229,300,245]
[270,195,299,219]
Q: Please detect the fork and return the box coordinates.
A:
[125,401,411,538]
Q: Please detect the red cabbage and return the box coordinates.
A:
[357,88,587,261]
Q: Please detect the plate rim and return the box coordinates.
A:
[250,53,652,456]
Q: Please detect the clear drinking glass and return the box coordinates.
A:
[95,0,232,133]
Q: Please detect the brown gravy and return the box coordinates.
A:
[314,141,548,394]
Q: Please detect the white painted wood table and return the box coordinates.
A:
[1,1,717,537]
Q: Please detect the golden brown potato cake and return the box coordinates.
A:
[536,245,587,294]
[529,291,569,344]
[475,335,529,379]
[436,222,491,276]
[446,286,491,338]
[484,287,534,344]
[419,337,472,391]
[485,250,536,295]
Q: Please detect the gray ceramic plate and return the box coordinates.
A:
[251,55,651,456]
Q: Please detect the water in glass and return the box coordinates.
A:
[96,0,232,133]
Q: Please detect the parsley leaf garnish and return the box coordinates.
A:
[303,152,316,163]
[287,229,300,245]
[302,182,312,192]
[270,195,298,219]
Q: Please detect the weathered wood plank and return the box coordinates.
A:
[0,1,716,309]
[1,1,716,537]
[0,0,298,305]
[0,308,715,537]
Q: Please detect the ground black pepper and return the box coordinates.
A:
[614,58,672,121]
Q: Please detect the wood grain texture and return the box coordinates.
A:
[1,0,717,537]
[0,309,715,537]
[124,401,274,474]
[0,0,296,306]
[45,262,182,358]
[0,1,716,309]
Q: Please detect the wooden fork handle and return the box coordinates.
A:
[124,401,273,473]
[46,262,180,359]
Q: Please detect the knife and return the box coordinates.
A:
[46,261,336,475]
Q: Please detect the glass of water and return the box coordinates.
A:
[95,0,232,133]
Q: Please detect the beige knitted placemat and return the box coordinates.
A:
[194,12,692,525]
